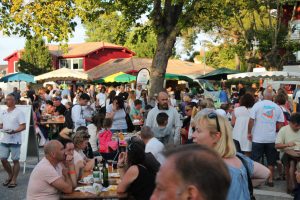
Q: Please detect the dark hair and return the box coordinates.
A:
[156,112,169,126]
[79,93,90,101]
[274,94,286,105]
[290,113,300,125]
[32,102,40,111]
[102,118,113,129]
[127,141,146,167]
[134,99,142,106]
[141,89,148,105]
[92,113,105,130]
[113,96,124,109]
[100,86,106,93]
[76,126,88,132]
[164,144,231,200]
[46,100,53,106]
[220,103,230,111]
[240,93,255,108]
[140,126,154,140]
[108,90,117,104]
[57,137,73,148]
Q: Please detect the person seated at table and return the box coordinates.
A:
[140,126,165,164]
[26,140,75,200]
[87,113,105,156]
[53,96,66,116]
[151,112,173,145]
[129,99,144,121]
[117,141,156,200]
[275,113,300,193]
[44,100,55,115]
[73,130,95,180]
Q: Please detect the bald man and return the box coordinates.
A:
[27,140,75,200]
[146,92,182,144]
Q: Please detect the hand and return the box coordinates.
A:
[118,152,126,165]
[64,154,74,167]
[62,168,69,177]
[287,142,296,147]
[180,128,187,136]
[247,133,252,141]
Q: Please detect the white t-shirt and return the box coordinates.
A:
[26,157,63,200]
[250,100,284,143]
[71,104,86,130]
[0,107,26,144]
[87,124,99,152]
[96,93,106,107]
[61,99,69,106]
[145,137,165,164]
[276,125,300,149]
[294,90,300,103]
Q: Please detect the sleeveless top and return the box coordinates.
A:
[128,164,156,200]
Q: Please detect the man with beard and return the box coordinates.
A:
[146,92,182,144]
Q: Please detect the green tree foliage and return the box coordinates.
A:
[84,12,130,45]
[18,37,53,76]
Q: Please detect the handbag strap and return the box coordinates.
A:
[236,154,255,199]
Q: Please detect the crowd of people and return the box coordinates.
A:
[1,81,300,199]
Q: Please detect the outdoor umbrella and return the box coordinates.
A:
[0,72,35,88]
[196,67,239,80]
[95,72,136,83]
[34,68,89,82]
[165,73,193,82]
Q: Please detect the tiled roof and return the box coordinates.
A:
[86,57,214,80]
[47,42,133,57]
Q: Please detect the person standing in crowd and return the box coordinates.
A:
[61,85,71,102]
[219,86,229,104]
[71,93,92,131]
[150,144,231,200]
[275,113,300,193]
[180,95,191,116]
[106,96,127,133]
[26,140,75,199]
[135,85,142,99]
[180,102,197,144]
[232,93,255,156]
[53,96,66,116]
[0,94,26,188]
[12,87,21,103]
[25,85,35,103]
[129,99,144,121]
[118,85,129,101]
[146,92,182,144]
[248,88,284,187]
[96,86,107,108]
[128,90,136,109]
[238,83,246,99]
[140,126,165,164]
[193,113,270,199]
[117,141,156,200]
[0,87,5,103]
[139,89,149,108]
[106,90,117,107]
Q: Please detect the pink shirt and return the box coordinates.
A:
[27,157,63,200]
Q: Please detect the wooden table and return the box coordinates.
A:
[60,171,127,200]
[40,117,65,139]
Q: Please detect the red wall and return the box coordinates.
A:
[84,48,132,71]
[6,53,19,74]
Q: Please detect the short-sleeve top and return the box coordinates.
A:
[26,157,63,200]
[106,104,127,130]
[226,153,254,200]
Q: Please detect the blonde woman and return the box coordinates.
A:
[192,113,270,199]
[72,130,95,180]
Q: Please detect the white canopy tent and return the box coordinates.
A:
[227,70,300,80]
[35,68,89,82]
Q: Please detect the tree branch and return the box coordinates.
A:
[152,0,163,30]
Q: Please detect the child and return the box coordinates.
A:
[98,118,116,153]
[151,112,173,145]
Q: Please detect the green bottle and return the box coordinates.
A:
[102,160,109,187]
[93,158,100,182]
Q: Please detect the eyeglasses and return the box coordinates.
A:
[208,112,220,132]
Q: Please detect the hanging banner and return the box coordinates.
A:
[136,68,150,86]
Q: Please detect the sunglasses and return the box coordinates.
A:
[208,112,220,132]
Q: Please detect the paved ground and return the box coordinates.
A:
[0,148,295,200]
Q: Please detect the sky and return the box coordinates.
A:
[0,18,214,65]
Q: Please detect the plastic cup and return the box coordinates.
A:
[107,160,113,173]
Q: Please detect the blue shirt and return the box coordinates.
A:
[219,90,228,103]
[226,153,254,200]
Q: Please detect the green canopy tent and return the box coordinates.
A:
[165,73,193,82]
[94,72,136,83]
[196,67,240,80]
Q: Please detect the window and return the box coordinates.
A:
[14,61,19,73]
[59,58,83,70]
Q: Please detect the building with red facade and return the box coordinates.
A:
[3,42,135,74]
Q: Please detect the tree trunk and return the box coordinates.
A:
[149,34,177,97]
